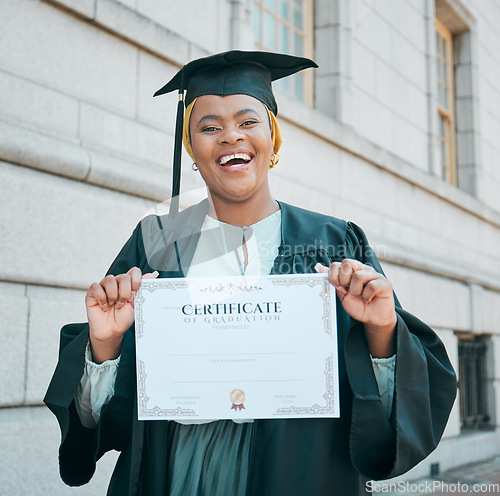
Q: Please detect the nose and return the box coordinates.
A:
[218,125,245,145]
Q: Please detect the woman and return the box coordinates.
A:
[45,51,457,496]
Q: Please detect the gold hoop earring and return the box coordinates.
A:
[192,163,199,171]
[269,153,280,169]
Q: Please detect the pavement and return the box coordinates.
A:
[369,456,500,495]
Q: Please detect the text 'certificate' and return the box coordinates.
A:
[134,273,339,420]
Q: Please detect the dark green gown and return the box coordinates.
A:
[44,199,457,496]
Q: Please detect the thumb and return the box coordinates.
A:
[142,270,159,279]
[130,271,159,309]
[314,263,329,274]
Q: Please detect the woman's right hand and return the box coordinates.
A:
[86,267,159,363]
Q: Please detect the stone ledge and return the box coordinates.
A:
[276,90,500,229]
[0,121,90,181]
[0,120,170,201]
[0,160,153,290]
[374,236,500,293]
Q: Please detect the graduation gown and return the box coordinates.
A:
[44,199,457,496]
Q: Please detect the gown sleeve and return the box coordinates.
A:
[74,342,120,429]
[344,222,457,480]
[43,221,152,486]
[371,355,396,416]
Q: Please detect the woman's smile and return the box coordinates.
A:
[217,149,255,172]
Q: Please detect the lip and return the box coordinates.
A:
[218,158,254,173]
[216,149,255,173]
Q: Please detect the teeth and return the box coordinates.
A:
[219,153,252,165]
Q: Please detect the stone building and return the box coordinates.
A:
[1,0,499,493]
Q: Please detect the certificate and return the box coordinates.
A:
[134,273,339,420]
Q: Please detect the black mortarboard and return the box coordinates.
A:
[153,50,318,214]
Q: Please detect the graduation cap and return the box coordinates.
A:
[153,50,318,214]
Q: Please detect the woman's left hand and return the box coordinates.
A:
[315,259,397,357]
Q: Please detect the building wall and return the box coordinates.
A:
[1,0,499,492]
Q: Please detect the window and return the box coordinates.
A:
[434,0,478,194]
[253,0,314,105]
[457,334,490,429]
[435,18,457,185]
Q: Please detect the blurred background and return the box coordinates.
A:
[1,0,499,493]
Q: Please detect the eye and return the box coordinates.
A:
[241,120,258,127]
[201,126,219,132]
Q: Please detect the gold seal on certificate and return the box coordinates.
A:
[134,273,339,420]
[230,389,246,411]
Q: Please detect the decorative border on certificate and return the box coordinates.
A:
[273,355,336,416]
[135,274,338,419]
[135,280,190,339]
[137,360,199,418]
[271,276,333,336]
[199,282,263,295]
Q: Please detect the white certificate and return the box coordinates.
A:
[134,273,339,420]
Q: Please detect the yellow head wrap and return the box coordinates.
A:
[182,97,282,167]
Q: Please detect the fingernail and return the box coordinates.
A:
[102,303,108,312]
[152,271,159,277]
[115,301,124,310]
[314,263,323,272]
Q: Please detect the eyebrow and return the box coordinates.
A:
[197,114,222,126]
[234,108,259,118]
[197,108,260,127]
